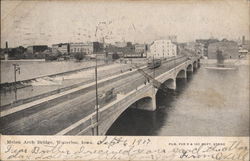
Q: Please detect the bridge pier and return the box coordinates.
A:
[164,78,176,90]
[193,61,199,70]
[187,66,193,73]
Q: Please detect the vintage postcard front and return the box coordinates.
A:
[0,0,249,160]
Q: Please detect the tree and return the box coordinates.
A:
[112,52,120,60]
[45,51,61,61]
[74,52,86,61]
[8,46,26,59]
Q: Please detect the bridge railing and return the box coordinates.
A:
[56,83,153,135]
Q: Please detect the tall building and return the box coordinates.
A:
[148,40,177,58]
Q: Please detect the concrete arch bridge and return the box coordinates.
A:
[56,57,200,135]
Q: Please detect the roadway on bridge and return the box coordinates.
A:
[1,57,188,135]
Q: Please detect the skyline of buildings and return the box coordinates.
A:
[2,35,248,50]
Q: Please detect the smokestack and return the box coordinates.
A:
[6,41,8,49]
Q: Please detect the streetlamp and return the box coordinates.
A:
[94,23,102,136]
[94,21,112,135]
[13,64,20,101]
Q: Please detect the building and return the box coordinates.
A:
[208,41,239,59]
[27,45,48,54]
[52,43,69,54]
[134,44,146,54]
[238,36,249,56]
[148,40,177,58]
[195,43,205,56]
[196,39,219,56]
[185,42,205,56]
[69,42,94,55]
[241,40,250,51]
[185,42,196,52]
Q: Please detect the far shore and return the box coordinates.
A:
[200,58,249,65]
[1,59,46,62]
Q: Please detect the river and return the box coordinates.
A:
[0,59,104,83]
[106,64,249,136]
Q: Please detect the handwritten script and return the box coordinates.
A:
[1,136,249,161]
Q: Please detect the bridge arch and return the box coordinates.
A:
[176,69,187,79]
[130,96,155,111]
[155,78,176,97]
[187,64,193,72]
[103,94,155,135]
[162,78,176,90]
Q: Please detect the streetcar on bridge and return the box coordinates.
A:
[147,59,161,69]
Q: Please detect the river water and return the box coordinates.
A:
[107,64,249,136]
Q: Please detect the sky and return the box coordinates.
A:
[1,0,249,48]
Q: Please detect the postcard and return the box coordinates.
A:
[0,0,249,160]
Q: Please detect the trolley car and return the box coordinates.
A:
[147,59,161,69]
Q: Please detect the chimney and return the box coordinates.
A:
[242,36,245,45]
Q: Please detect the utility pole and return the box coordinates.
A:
[13,64,20,101]
[95,52,99,135]
[94,22,103,136]
[94,20,112,135]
